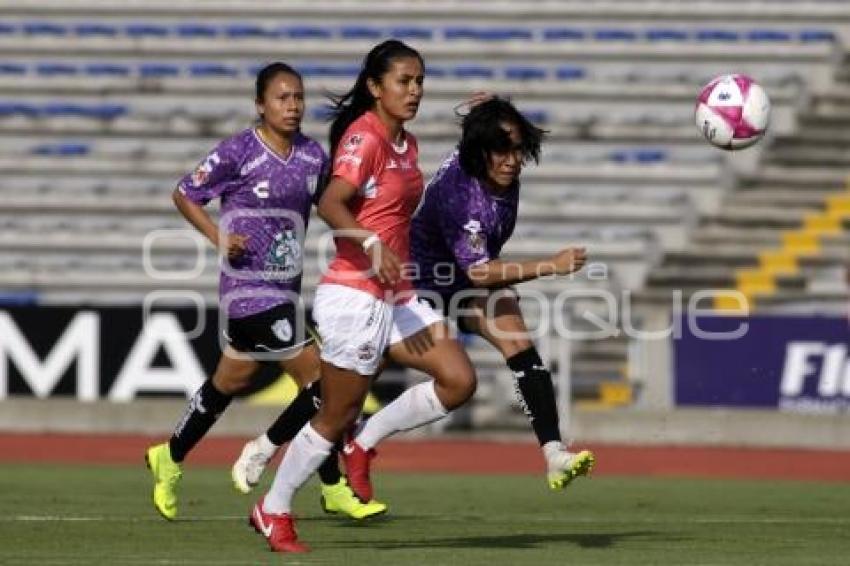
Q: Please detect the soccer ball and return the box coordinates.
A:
[695,74,770,150]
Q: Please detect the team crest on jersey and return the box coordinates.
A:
[306,174,318,196]
[271,318,293,343]
[463,219,486,253]
[264,229,301,280]
[191,152,221,187]
[343,134,363,153]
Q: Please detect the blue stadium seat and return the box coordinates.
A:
[634,149,667,163]
[425,66,448,78]
[310,106,334,121]
[390,26,433,40]
[139,63,180,77]
[747,29,792,42]
[452,65,495,79]
[645,28,689,41]
[281,25,332,40]
[176,23,219,38]
[225,24,272,38]
[297,63,360,78]
[0,291,38,306]
[521,109,549,124]
[125,23,170,38]
[189,63,239,77]
[74,23,118,36]
[476,27,533,41]
[36,63,78,75]
[505,65,547,81]
[594,28,638,41]
[799,29,835,43]
[543,28,586,41]
[696,29,739,42]
[0,23,16,35]
[0,102,40,116]
[443,26,477,41]
[84,63,131,76]
[87,104,128,120]
[32,142,90,156]
[0,63,27,75]
[23,21,67,35]
[556,66,586,80]
[43,103,88,117]
[340,25,383,40]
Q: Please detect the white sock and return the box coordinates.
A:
[263,423,332,514]
[257,433,279,454]
[355,381,448,451]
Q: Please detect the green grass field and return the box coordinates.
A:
[2,463,849,565]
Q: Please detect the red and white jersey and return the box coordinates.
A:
[322,111,424,301]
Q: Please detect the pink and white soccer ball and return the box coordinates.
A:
[695,74,771,150]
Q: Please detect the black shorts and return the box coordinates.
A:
[224,302,315,354]
[419,287,519,335]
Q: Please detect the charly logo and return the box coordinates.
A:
[264,229,301,279]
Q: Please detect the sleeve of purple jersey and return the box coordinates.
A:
[176,142,239,205]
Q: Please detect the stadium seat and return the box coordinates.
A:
[389,26,433,40]
[281,25,332,40]
[297,63,360,78]
[74,23,118,36]
[799,29,835,43]
[35,63,78,75]
[476,27,533,41]
[189,63,239,77]
[0,63,27,75]
[139,63,180,77]
[84,63,131,76]
[556,66,586,80]
[594,28,638,42]
[0,102,39,116]
[124,23,169,38]
[452,64,495,79]
[31,142,90,156]
[521,109,549,124]
[443,26,477,41]
[747,29,792,42]
[425,66,448,78]
[224,23,272,38]
[505,65,547,81]
[696,29,739,42]
[0,23,16,35]
[23,21,67,35]
[310,106,334,121]
[339,25,384,40]
[645,28,689,42]
[543,28,586,41]
[176,23,219,38]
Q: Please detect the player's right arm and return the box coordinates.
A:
[465,248,587,288]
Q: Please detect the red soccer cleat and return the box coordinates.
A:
[249,497,309,553]
[341,436,376,503]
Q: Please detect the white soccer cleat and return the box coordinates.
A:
[232,437,276,494]
[545,447,595,491]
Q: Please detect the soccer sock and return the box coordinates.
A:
[355,381,448,451]
[263,423,333,514]
[168,379,232,463]
[316,452,343,485]
[264,380,322,446]
[507,347,562,446]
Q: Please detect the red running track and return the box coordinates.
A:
[2,433,850,482]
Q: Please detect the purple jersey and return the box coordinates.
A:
[411,151,519,297]
[177,128,328,319]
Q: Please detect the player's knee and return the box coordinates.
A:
[212,368,253,395]
[497,337,534,360]
[438,365,477,409]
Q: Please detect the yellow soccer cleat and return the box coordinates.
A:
[145,443,183,520]
[319,477,387,520]
[547,449,595,491]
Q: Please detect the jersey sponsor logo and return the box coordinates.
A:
[336,153,362,167]
[386,158,399,170]
[360,176,378,199]
[463,219,486,253]
[240,152,268,176]
[271,319,293,343]
[264,229,301,280]
[191,152,221,187]
[295,151,322,165]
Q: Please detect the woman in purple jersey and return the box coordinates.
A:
[407,96,595,490]
[144,62,384,523]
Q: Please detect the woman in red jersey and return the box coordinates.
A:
[250,40,476,553]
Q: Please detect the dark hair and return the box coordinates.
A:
[255,61,302,102]
[327,39,424,156]
[458,97,546,181]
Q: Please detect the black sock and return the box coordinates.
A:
[317,451,342,485]
[169,379,232,463]
[506,347,561,446]
[265,380,322,445]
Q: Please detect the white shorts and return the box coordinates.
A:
[313,284,444,375]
